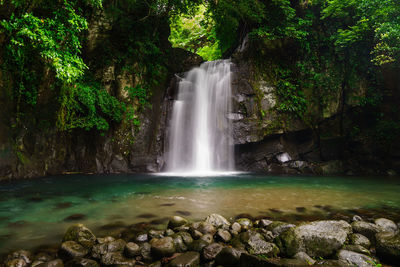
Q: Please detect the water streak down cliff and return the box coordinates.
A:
[165,60,235,173]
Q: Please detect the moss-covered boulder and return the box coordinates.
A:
[277,220,352,257]
[62,224,96,249]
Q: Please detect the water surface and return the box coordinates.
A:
[1,173,400,254]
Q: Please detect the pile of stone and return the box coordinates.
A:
[2,214,400,267]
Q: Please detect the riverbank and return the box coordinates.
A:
[1,212,400,267]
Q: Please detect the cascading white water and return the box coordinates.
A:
[165,60,234,174]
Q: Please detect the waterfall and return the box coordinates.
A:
[165,59,235,174]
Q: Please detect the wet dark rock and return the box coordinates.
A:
[267,221,296,237]
[202,243,224,261]
[7,220,29,228]
[236,218,253,230]
[188,239,208,252]
[175,210,191,216]
[295,207,306,213]
[59,241,88,259]
[32,260,45,267]
[205,214,230,229]
[5,259,28,267]
[167,251,199,267]
[374,218,398,232]
[5,250,32,267]
[375,231,400,264]
[269,208,283,214]
[29,196,44,202]
[337,250,376,267]
[148,229,165,239]
[135,232,148,243]
[277,220,352,257]
[64,214,86,222]
[351,221,380,243]
[171,234,187,252]
[124,242,141,258]
[190,229,203,239]
[294,251,316,265]
[150,237,176,257]
[91,239,126,259]
[159,203,175,207]
[150,217,170,225]
[350,233,371,248]
[62,224,96,249]
[137,213,157,219]
[65,258,97,267]
[216,229,231,242]
[175,231,193,246]
[34,253,53,262]
[165,229,175,236]
[200,234,214,244]
[100,251,136,266]
[168,216,188,229]
[39,260,64,267]
[140,242,152,261]
[215,247,242,267]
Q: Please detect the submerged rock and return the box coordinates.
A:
[277,220,352,257]
[167,251,200,267]
[62,224,96,249]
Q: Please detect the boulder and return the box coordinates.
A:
[168,216,188,229]
[175,231,193,245]
[124,242,141,258]
[167,251,200,267]
[375,231,400,264]
[150,237,176,257]
[171,234,187,252]
[240,230,279,257]
[374,218,398,233]
[205,214,231,229]
[200,233,214,244]
[294,252,316,265]
[349,233,371,248]
[231,222,242,234]
[277,220,352,257]
[91,239,125,259]
[5,250,32,266]
[190,221,216,235]
[62,224,96,249]
[202,243,224,261]
[188,239,209,252]
[5,259,29,267]
[65,258,98,267]
[60,241,88,259]
[215,247,242,267]
[337,250,376,267]
[351,221,380,243]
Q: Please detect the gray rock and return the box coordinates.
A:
[376,231,400,264]
[375,218,398,233]
[258,219,273,228]
[135,232,148,243]
[351,221,380,243]
[124,242,141,258]
[188,239,209,252]
[150,237,176,257]
[294,252,316,265]
[350,233,371,248]
[205,214,231,229]
[200,233,214,244]
[231,222,241,233]
[277,220,352,257]
[337,250,376,267]
[215,247,242,267]
[168,216,188,229]
[168,251,200,267]
[65,258,98,267]
[60,241,88,259]
[217,229,232,242]
[203,243,224,261]
[236,218,253,230]
[140,242,152,261]
[190,221,216,235]
[91,239,125,259]
[100,252,136,266]
[240,230,279,257]
[62,224,96,249]
[96,236,115,244]
[271,223,296,237]
[175,231,193,245]
[343,244,371,255]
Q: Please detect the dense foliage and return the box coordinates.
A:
[1,0,399,148]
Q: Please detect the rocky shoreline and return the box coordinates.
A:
[1,213,400,267]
